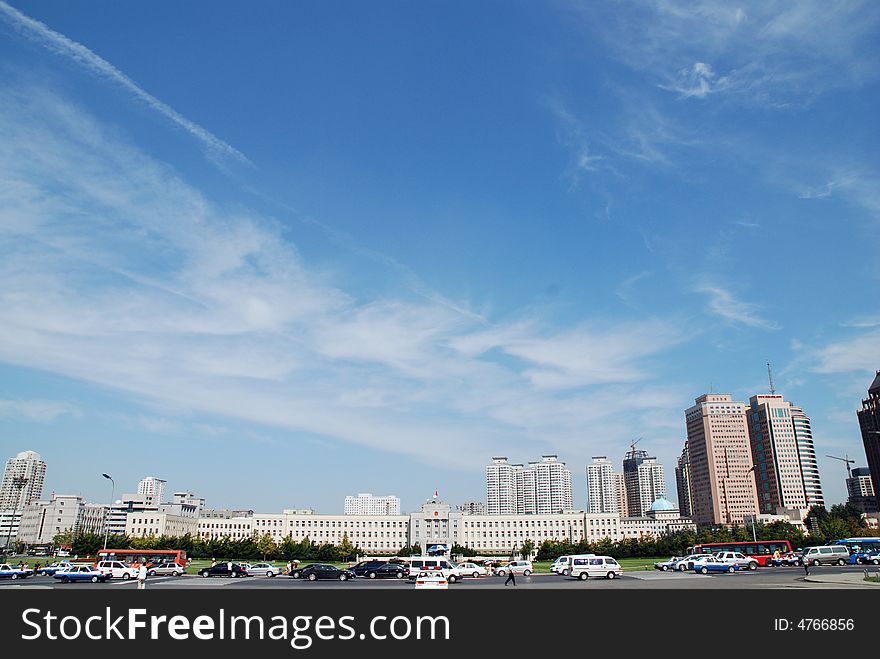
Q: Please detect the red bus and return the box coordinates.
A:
[687,540,793,567]
[96,548,187,567]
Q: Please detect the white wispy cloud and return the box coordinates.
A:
[0,399,81,423]
[841,315,880,329]
[810,331,880,375]
[0,1,249,166]
[660,62,730,98]
[693,281,781,330]
[570,0,880,106]
[0,86,692,469]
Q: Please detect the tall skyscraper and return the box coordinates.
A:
[857,371,880,513]
[586,456,618,513]
[685,394,759,526]
[613,473,628,516]
[486,457,521,515]
[344,493,401,515]
[0,450,47,509]
[624,449,666,517]
[748,394,808,514]
[675,442,693,517]
[137,476,166,506]
[790,405,824,509]
[847,467,879,513]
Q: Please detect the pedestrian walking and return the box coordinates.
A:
[137,562,148,590]
[803,558,810,577]
[504,568,516,586]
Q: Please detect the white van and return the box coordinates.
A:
[802,545,850,566]
[406,557,460,583]
[567,555,623,580]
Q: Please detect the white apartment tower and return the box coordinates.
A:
[486,457,521,515]
[344,493,401,515]
[636,459,667,517]
[524,455,573,514]
[137,476,167,506]
[0,451,47,509]
[586,456,618,513]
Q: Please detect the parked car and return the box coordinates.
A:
[802,545,851,566]
[414,571,448,589]
[96,560,139,580]
[654,556,681,571]
[289,564,355,581]
[456,562,489,578]
[567,555,623,580]
[493,560,533,577]
[691,556,740,574]
[54,565,109,583]
[38,561,72,576]
[859,550,880,565]
[0,563,33,579]
[676,554,715,571]
[198,563,248,578]
[147,562,187,576]
[365,563,409,580]
[713,552,759,571]
[350,560,388,577]
[244,563,281,577]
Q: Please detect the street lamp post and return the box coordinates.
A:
[102,474,115,552]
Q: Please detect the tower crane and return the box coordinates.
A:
[826,454,855,479]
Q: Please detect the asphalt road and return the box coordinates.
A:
[2,564,876,589]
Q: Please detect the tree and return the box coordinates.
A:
[338,534,356,562]
[257,533,277,560]
[519,539,535,559]
[53,530,74,549]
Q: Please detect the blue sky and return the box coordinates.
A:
[1,1,878,514]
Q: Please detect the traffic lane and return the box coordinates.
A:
[0,565,867,589]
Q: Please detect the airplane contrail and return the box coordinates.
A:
[0,1,251,166]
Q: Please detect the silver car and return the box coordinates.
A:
[244,562,281,577]
[147,562,186,577]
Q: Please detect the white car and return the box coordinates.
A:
[147,562,186,577]
[493,560,533,577]
[414,571,448,589]
[675,554,715,571]
[455,562,488,578]
[244,562,281,577]
[714,551,758,571]
[96,561,138,580]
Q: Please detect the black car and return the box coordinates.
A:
[364,563,408,580]
[289,564,355,581]
[350,560,388,577]
[198,563,248,578]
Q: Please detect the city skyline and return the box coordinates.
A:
[1,2,878,513]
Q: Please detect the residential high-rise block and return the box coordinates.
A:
[613,473,628,516]
[586,456,618,513]
[623,449,666,517]
[685,394,759,526]
[748,395,808,513]
[486,457,521,515]
[344,493,401,515]
[486,455,572,514]
[524,455,573,514]
[137,476,166,506]
[675,442,693,517]
[0,450,46,510]
[790,405,824,509]
[847,467,879,513]
[857,371,880,513]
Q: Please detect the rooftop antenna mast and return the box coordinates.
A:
[767,362,776,395]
